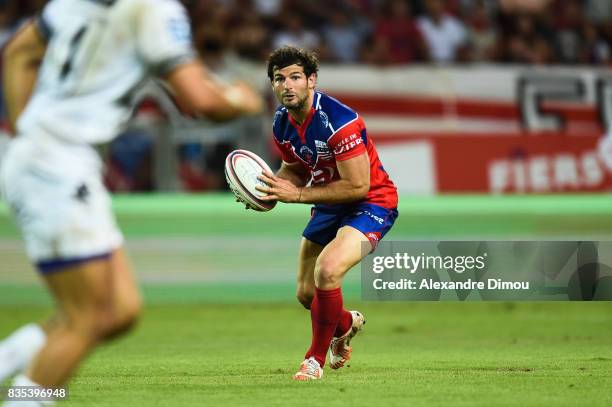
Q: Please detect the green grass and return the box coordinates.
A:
[1,194,612,238]
[2,302,612,406]
[0,282,364,306]
[1,194,612,405]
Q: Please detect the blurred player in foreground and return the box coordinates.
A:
[257,46,398,380]
[0,0,261,403]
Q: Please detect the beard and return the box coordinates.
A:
[281,93,307,110]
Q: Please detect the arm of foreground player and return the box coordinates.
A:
[276,161,309,188]
[164,61,263,122]
[2,21,46,134]
[257,152,370,204]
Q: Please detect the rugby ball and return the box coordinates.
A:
[225,150,277,212]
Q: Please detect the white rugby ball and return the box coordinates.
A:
[225,150,277,212]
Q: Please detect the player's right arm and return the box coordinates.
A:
[138,0,261,121]
[2,21,46,133]
[163,62,262,122]
[276,161,309,187]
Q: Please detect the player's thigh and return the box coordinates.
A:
[42,249,141,339]
[315,226,370,286]
[297,237,324,297]
[43,257,115,337]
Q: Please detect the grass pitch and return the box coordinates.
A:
[1,194,612,406]
[2,301,611,407]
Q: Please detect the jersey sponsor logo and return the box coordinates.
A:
[319,110,329,128]
[333,133,363,155]
[300,145,315,165]
[315,140,332,160]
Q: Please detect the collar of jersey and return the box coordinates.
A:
[288,106,316,144]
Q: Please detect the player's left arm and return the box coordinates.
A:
[2,21,47,133]
[257,151,370,204]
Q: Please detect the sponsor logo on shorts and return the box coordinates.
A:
[357,210,384,224]
[366,232,382,250]
[366,232,381,242]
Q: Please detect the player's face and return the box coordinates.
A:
[272,64,315,110]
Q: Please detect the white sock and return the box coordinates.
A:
[2,375,56,406]
[0,324,46,383]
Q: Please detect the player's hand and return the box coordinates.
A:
[256,171,301,203]
[225,82,264,115]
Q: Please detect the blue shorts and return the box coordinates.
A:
[303,202,398,250]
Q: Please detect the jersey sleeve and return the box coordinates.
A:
[35,0,61,41]
[136,0,196,77]
[328,118,367,161]
[273,136,299,163]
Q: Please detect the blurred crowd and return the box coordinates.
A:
[184,0,612,66]
[186,0,612,65]
[2,0,611,193]
[0,0,611,66]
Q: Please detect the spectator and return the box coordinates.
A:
[254,0,282,17]
[502,13,556,64]
[272,12,320,49]
[553,0,587,63]
[586,0,612,24]
[464,0,497,61]
[599,22,612,64]
[323,9,370,63]
[418,0,469,63]
[231,13,271,61]
[580,21,611,65]
[365,0,427,65]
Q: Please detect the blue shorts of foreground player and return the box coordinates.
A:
[303,202,398,250]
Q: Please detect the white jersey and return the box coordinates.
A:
[17,0,195,144]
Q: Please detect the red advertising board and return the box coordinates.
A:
[432,133,611,193]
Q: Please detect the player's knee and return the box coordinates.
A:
[70,299,140,342]
[315,257,343,287]
[67,306,114,341]
[104,295,142,340]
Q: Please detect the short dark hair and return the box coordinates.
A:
[266,46,319,81]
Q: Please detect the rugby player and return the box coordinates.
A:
[258,46,398,380]
[0,0,261,403]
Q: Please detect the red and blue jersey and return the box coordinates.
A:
[272,91,398,209]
